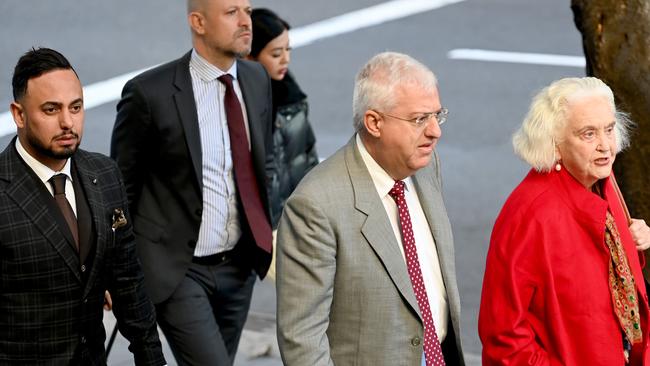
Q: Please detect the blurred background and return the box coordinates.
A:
[0,0,588,364]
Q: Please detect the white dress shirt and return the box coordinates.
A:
[15,138,77,216]
[356,134,449,341]
[189,50,252,256]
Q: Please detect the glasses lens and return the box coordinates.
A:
[436,108,448,125]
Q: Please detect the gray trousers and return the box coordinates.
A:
[155,255,256,366]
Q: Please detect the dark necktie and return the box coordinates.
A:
[389,180,445,366]
[50,173,79,250]
[218,74,272,253]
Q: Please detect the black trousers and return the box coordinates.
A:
[155,252,256,366]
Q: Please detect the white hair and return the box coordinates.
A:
[352,52,438,131]
[512,77,633,172]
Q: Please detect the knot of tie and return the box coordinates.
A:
[388,180,406,201]
[50,174,68,195]
[218,74,234,89]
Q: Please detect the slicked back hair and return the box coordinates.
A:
[12,47,77,102]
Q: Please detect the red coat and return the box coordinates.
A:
[479,168,650,366]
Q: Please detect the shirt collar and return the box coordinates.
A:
[190,49,239,82]
[15,138,72,184]
[355,133,412,197]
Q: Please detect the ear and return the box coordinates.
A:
[10,102,25,129]
[554,142,562,162]
[188,12,205,35]
[363,110,382,138]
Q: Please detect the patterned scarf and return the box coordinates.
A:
[605,211,642,345]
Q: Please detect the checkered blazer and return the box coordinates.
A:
[0,139,165,365]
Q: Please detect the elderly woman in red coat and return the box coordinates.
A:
[479,77,650,366]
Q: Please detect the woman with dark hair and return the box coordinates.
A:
[248,8,319,229]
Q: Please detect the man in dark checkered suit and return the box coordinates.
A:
[0,48,165,365]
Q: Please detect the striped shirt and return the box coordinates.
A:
[189,49,251,256]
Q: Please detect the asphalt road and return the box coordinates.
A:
[1,0,586,364]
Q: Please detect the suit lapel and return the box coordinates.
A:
[0,142,81,283]
[72,153,107,298]
[173,52,203,187]
[412,158,456,294]
[237,60,270,209]
[344,138,421,317]
[237,61,266,172]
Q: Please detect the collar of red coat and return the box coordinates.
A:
[530,167,648,298]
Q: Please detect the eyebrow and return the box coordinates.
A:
[40,98,84,107]
[575,121,616,133]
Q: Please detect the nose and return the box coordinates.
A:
[597,132,614,152]
[281,49,290,65]
[240,10,252,27]
[59,109,74,130]
[424,117,442,138]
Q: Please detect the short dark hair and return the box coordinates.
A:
[12,47,77,101]
[250,8,290,58]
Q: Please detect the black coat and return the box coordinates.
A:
[268,98,319,228]
[111,52,274,304]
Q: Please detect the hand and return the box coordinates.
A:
[104,290,113,311]
[630,218,650,251]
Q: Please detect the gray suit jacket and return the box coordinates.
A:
[276,136,464,366]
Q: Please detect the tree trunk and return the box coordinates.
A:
[572,0,650,268]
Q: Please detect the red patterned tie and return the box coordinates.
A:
[389,180,446,366]
[218,74,272,253]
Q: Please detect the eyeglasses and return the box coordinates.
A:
[373,107,448,128]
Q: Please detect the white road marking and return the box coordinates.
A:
[448,48,586,68]
[290,0,466,48]
[0,0,484,138]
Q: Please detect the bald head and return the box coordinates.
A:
[187,0,204,13]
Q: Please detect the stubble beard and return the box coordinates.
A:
[231,28,252,58]
[28,131,80,161]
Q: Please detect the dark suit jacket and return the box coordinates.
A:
[111,52,274,304]
[0,140,164,365]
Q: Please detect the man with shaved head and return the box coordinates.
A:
[111,0,274,364]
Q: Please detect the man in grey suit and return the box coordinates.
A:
[111,0,273,364]
[276,52,465,366]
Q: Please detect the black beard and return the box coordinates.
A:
[27,133,79,160]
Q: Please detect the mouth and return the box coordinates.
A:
[54,133,78,146]
[238,31,252,39]
[593,156,611,166]
[418,141,435,153]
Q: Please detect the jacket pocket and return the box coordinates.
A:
[133,214,167,243]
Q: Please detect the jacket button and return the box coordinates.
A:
[80,264,86,273]
[83,298,88,304]
[80,336,87,344]
[411,337,421,346]
[195,209,202,217]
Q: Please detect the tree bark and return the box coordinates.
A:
[572,0,650,219]
[572,0,650,268]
